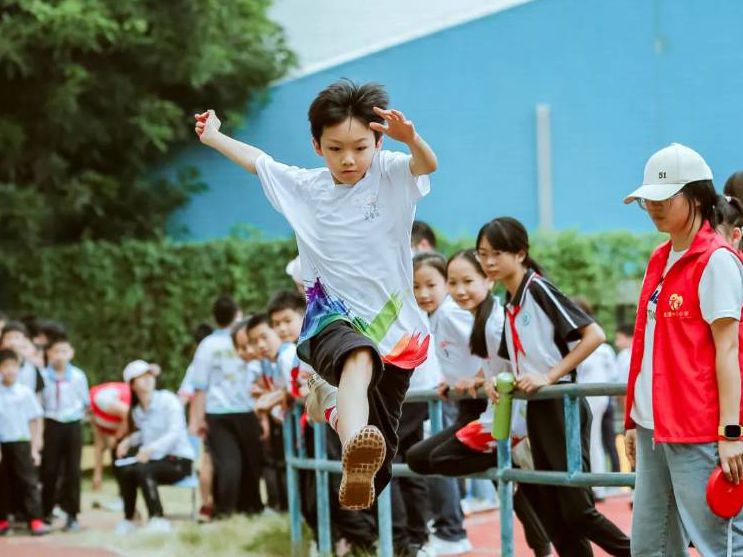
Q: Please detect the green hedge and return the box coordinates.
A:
[1,230,662,388]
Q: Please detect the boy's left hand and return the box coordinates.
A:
[370,107,417,145]
[136,447,152,464]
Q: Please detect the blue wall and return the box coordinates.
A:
[167,0,743,240]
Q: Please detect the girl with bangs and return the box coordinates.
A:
[476,217,630,557]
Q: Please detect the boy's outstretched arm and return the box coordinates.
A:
[194,110,265,174]
[370,107,438,176]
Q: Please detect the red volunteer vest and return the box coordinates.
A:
[624,223,743,442]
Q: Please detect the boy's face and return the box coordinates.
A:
[47,341,74,370]
[0,358,20,386]
[247,323,282,361]
[614,332,632,351]
[270,308,303,344]
[313,117,381,185]
[233,328,258,363]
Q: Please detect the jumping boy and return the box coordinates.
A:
[195,80,437,509]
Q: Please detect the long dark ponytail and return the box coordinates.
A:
[476,217,544,275]
[447,249,493,359]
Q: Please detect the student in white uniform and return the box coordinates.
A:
[477,217,630,557]
[0,321,44,397]
[39,333,89,532]
[0,349,47,537]
[115,360,195,534]
[190,296,264,518]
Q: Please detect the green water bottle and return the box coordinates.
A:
[492,372,516,440]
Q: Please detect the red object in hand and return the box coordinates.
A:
[706,466,743,518]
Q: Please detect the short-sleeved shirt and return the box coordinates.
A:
[429,296,484,384]
[41,364,90,422]
[130,390,194,461]
[632,248,743,429]
[19,360,43,394]
[0,381,43,442]
[577,343,617,385]
[192,329,257,414]
[499,270,593,380]
[255,150,431,369]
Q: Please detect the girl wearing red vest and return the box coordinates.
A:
[623,143,743,555]
[477,217,631,556]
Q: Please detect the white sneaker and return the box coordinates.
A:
[428,535,472,556]
[143,517,172,533]
[305,373,338,424]
[114,519,137,536]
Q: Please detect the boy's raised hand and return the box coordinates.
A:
[370,107,417,144]
[194,109,221,144]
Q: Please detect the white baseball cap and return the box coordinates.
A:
[624,143,713,204]
[122,360,160,383]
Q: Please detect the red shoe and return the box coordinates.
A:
[197,505,213,523]
[0,519,9,536]
[29,519,49,536]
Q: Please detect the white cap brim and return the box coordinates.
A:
[623,182,686,204]
[122,360,160,383]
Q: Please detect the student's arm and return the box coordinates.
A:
[370,108,437,176]
[713,317,743,483]
[517,323,606,393]
[29,417,43,466]
[189,390,206,436]
[194,110,265,174]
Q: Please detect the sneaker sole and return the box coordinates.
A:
[339,426,386,510]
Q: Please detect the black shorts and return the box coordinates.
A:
[305,320,386,387]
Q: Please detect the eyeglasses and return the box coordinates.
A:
[475,249,501,261]
[636,191,684,211]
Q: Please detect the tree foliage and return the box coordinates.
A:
[0,0,295,248]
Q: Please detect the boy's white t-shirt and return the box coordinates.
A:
[0,381,43,442]
[429,296,483,384]
[41,364,90,422]
[192,329,257,414]
[255,150,431,369]
[632,248,743,429]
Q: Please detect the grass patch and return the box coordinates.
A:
[77,514,303,557]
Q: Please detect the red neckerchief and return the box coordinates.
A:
[506,304,525,375]
[290,364,301,398]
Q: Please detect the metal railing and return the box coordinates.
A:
[281,383,633,557]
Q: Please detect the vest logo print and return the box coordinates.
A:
[668,293,683,311]
[663,293,690,319]
[519,311,531,327]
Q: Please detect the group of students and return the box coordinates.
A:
[1,78,741,557]
[195,79,743,556]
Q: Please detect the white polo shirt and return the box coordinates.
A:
[0,381,43,442]
[429,296,483,384]
[41,364,90,422]
[499,270,594,381]
[192,328,258,414]
[130,390,195,461]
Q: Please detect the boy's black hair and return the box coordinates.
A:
[412,221,437,249]
[308,79,389,143]
[192,322,214,345]
[0,348,20,365]
[39,320,66,340]
[724,171,743,201]
[46,331,71,350]
[0,320,30,343]
[245,313,271,332]
[267,290,306,318]
[616,324,635,338]
[212,295,239,328]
